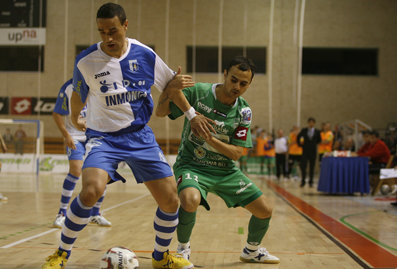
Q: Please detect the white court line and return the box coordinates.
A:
[0,193,149,249]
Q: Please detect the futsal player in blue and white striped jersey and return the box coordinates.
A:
[42,3,213,269]
[52,79,111,229]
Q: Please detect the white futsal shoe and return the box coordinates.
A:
[52,214,65,228]
[240,247,280,264]
[0,193,8,201]
[90,214,112,227]
[177,242,191,260]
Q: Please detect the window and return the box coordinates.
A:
[0,46,44,71]
[302,48,378,75]
[187,46,266,74]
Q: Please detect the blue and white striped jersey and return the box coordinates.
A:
[53,79,87,142]
[73,38,175,133]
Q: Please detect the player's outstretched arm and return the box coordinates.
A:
[70,91,87,132]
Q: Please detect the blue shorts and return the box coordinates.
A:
[66,140,86,161]
[83,125,173,183]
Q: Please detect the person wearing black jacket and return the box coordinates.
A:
[297,117,321,187]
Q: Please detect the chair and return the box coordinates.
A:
[371,155,395,196]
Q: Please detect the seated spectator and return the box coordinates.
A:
[357,130,391,174]
[343,136,355,152]
[357,130,371,155]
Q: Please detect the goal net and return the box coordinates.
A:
[0,119,44,174]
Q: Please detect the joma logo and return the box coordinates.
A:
[94,71,110,79]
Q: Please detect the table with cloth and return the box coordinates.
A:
[317,157,369,194]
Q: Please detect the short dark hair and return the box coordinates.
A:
[369,130,379,137]
[97,3,127,25]
[225,56,256,80]
[308,117,316,123]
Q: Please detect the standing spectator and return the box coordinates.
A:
[2,128,14,151]
[249,125,259,157]
[318,122,334,162]
[256,129,268,175]
[287,125,302,179]
[14,124,26,155]
[274,129,288,180]
[264,133,276,178]
[297,117,321,187]
[333,124,343,148]
[0,132,8,201]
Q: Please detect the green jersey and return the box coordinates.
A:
[169,82,252,171]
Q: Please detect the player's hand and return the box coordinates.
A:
[190,112,216,140]
[75,116,87,132]
[65,134,76,150]
[166,66,195,99]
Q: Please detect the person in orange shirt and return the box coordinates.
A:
[287,126,302,179]
[318,122,334,162]
[239,147,250,172]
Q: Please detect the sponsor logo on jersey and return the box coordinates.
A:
[94,71,110,79]
[193,146,206,159]
[105,91,148,107]
[240,107,252,125]
[100,79,147,93]
[197,102,212,114]
[234,126,248,141]
[213,109,227,118]
[129,59,139,72]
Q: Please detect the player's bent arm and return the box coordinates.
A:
[205,136,244,161]
[155,89,172,117]
[70,91,86,131]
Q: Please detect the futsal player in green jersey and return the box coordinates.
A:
[155,56,280,264]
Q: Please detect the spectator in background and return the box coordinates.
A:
[0,132,8,201]
[357,130,372,155]
[287,125,302,179]
[333,124,343,148]
[384,128,397,155]
[343,136,355,152]
[318,122,334,162]
[297,117,321,187]
[274,129,288,180]
[2,128,14,151]
[356,130,390,174]
[256,129,268,175]
[249,125,259,157]
[264,132,276,178]
[14,125,26,155]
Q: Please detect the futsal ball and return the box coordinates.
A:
[100,246,139,269]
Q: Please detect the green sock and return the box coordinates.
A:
[177,207,197,243]
[247,215,271,247]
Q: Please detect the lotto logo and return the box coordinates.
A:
[234,126,248,141]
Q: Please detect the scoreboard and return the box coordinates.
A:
[0,0,46,28]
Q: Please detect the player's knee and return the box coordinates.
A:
[80,185,104,207]
[179,189,200,212]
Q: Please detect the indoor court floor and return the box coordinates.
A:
[0,171,396,269]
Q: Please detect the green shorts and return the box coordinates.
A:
[174,165,262,210]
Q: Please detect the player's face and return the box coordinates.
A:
[97,16,128,57]
[223,66,252,99]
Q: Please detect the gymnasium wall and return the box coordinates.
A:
[0,0,396,140]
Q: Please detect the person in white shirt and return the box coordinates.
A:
[274,129,288,180]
